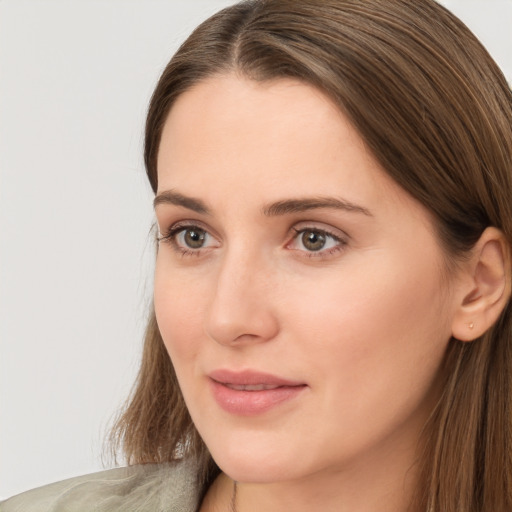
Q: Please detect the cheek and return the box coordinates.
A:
[289,254,448,344]
[153,261,210,363]
[285,253,451,410]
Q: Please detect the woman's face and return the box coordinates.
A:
[154,75,461,484]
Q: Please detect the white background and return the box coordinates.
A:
[1,0,511,500]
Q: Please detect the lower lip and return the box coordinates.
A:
[210,380,307,416]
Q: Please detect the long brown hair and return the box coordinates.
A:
[111,1,512,509]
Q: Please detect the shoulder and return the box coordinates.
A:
[0,459,200,512]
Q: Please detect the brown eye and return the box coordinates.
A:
[301,230,326,251]
[183,228,207,248]
[288,226,345,256]
[159,224,219,254]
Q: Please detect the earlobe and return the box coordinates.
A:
[451,227,511,342]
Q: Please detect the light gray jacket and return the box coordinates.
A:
[0,459,200,512]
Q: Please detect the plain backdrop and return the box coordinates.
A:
[1,0,511,500]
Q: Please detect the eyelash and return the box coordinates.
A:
[158,223,347,259]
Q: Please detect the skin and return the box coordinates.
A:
[153,75,466,512]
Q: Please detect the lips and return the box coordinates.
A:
[224,383,283,391]
[208,369,307,415]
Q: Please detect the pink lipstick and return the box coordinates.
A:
[208,369,307,415]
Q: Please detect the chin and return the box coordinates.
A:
[217,459,294,484]
[206,437,305,484]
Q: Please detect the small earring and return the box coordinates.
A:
[469,322,475,330]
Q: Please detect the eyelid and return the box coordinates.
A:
[289,221,348,241]
[158,219,214,239]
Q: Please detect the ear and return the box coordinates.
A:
[451,227,511,342]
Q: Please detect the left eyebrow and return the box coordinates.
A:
[262,197,373,217]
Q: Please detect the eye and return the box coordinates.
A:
[177,227,208,249]
[299,230,329,251]
[158,223,219,253]
[288,227,346,256]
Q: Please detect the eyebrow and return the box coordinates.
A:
[262,197,372,217]
[153,190,210,214]
[154,190,372,217]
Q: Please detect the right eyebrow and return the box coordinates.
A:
[153,190,210,215]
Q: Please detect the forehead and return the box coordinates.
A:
[159,75,349,158]
[157,74,383,200]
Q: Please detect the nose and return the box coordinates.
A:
[204,248,280,346]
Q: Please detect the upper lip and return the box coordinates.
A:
[209,369,305,387]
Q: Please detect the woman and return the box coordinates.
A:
[3,0,511,511]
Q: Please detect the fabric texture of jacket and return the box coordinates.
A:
[0,459,200,512]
